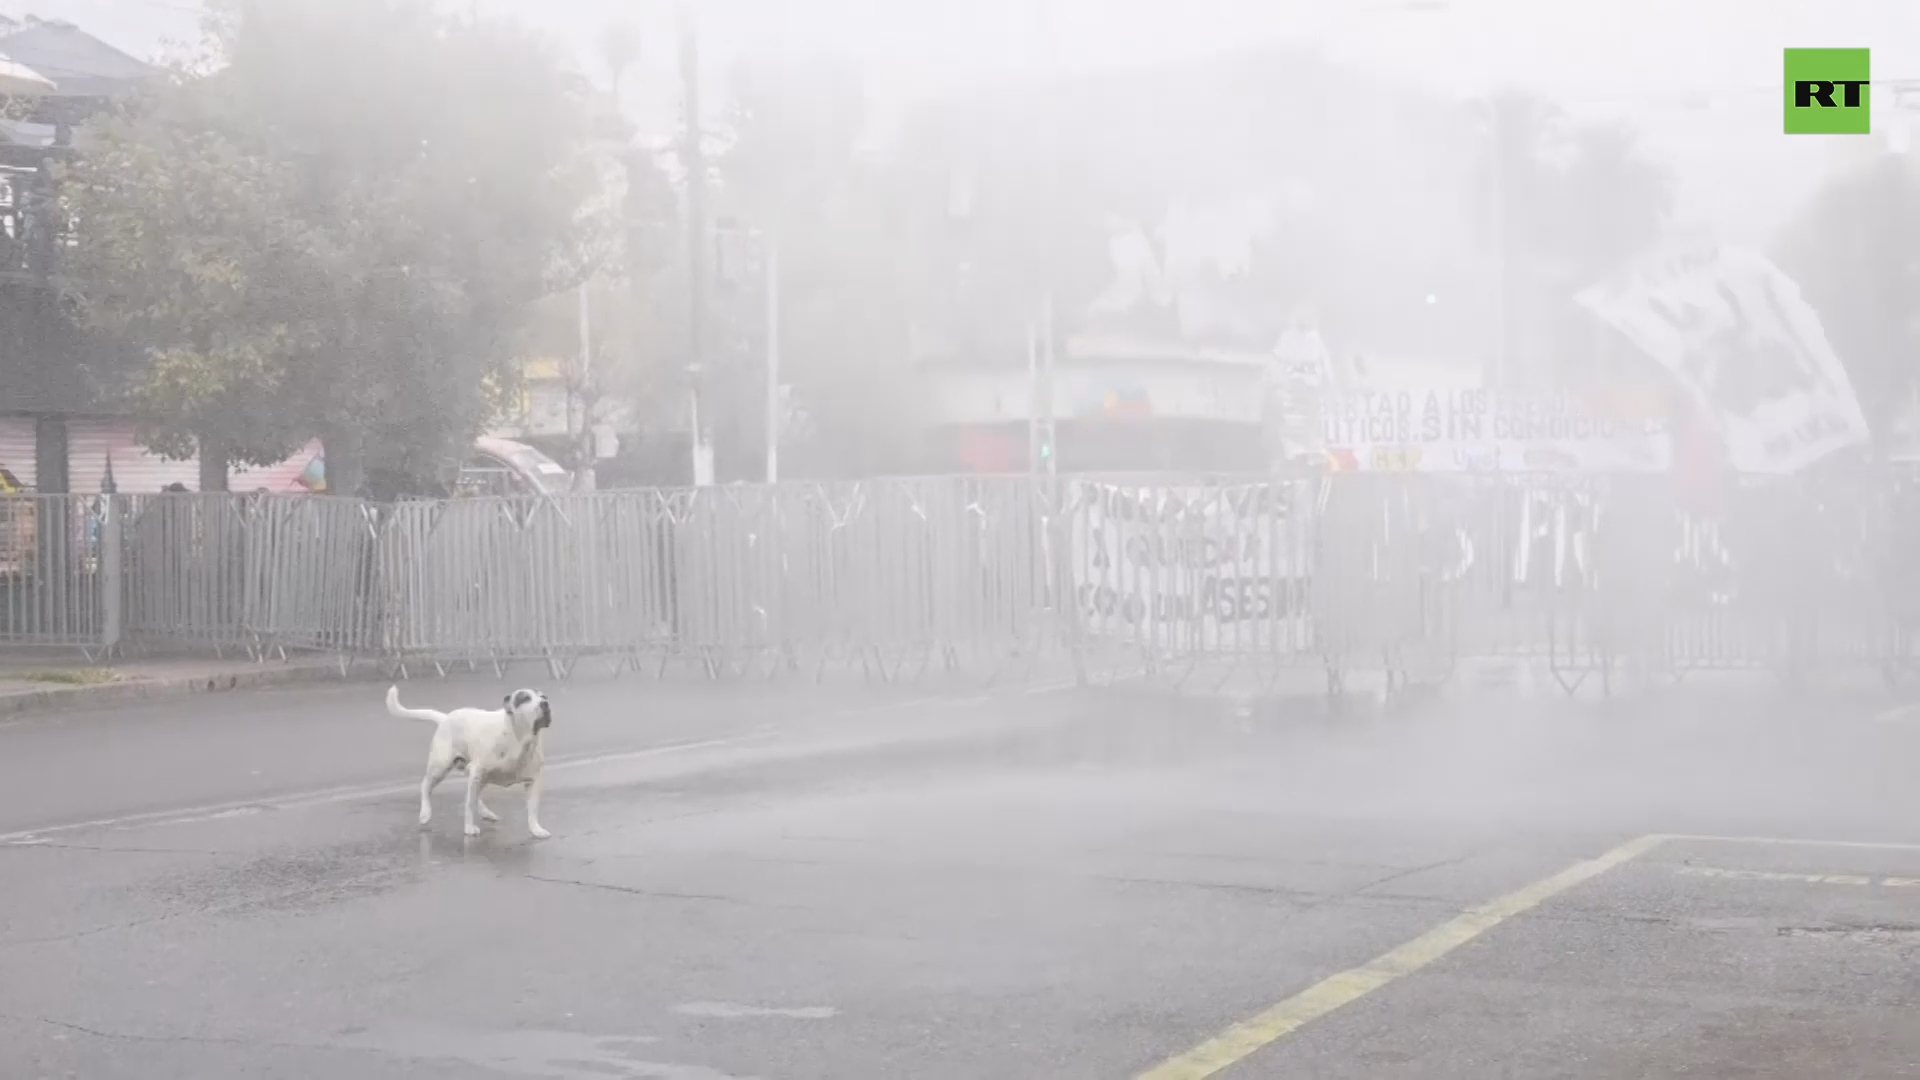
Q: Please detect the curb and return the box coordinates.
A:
[0,662,371,720]
[0,656,1096,723]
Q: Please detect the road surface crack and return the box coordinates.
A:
[0,867,409,949]
[1357,849,1481,894]
[523,873,811,910]
[1,1013,297,1049]
[1097,874,1322,903]
[0,840,222,856]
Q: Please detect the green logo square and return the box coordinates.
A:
[1785,48,1871,134]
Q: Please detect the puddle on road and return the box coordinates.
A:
[330,1024,757,1079]
[673,1001,838,1020]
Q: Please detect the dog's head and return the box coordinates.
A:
[504,688,552,733]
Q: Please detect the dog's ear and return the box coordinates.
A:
[504,692,515,708]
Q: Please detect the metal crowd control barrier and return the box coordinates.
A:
[1054,471,1914,696]
[2,473,1914,696]
[0,493,118,655]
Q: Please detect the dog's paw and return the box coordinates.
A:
[529,825,552,840]
[418,810,433,827]
[463,822,482,837]
[479,807,500,823]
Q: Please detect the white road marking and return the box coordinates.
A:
[1872,702,1920,724]
[0,733,768,846]
[1668,833,1920,853]
[0,681,1082,846]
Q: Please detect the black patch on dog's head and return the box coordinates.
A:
[505,688,551,732]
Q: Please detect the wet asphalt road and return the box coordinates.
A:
[4,673,1920,1079]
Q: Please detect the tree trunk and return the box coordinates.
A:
[321,428,364,500]
[31,415,71,636]
[32,415,68,494]
[197,436,231,492]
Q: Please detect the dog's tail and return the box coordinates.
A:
[385,685,447,725]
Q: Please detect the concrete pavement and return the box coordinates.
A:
[0,656,365,718]
[4,676,1920,1078]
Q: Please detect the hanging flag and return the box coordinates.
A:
[297,452,327,492]
[1576,244,1869,474]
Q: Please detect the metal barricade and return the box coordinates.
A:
[121,493,253,656]
[3,472,1904,697]
[0,493,117,654]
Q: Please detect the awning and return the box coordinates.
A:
[0,53,55,97]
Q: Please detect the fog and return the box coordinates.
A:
[6,5,1920,1074]
[57,0,1920,237]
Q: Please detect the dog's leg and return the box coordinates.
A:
[419,758,455,827]
[462,772,485,837]
[525,772,551,840]
[477,796,500,823]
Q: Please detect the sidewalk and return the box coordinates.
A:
[0,656,359,719]
[0,649,1087,721]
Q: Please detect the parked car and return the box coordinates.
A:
[457,437,573,497]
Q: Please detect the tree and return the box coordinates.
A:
[715,54,925,478]
[1469,89,1567,257]
[59,0,608,497]
[1466,89,1567,386]
[59,91,323,488]
[1776,152,1920,449]
[1550,121,1674,279]
[1534,120,1674,387]
[511,274,652,476]
[891,84,1117,365]
[1467,90,1673,385]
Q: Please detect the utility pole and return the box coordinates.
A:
[1024,307,1060,476]
[764,234,780,483]
[1489,143,1510,390]
[573,280,596,491]
[1026,319,1041,474]
[678,3,714,486]
[1038,292,1056,477]
[1032,0,1059,478]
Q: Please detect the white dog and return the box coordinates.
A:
[386,685,553,839]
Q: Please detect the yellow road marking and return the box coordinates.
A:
[1135,834,1669,1080]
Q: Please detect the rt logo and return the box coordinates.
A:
[1785,48,1870,134]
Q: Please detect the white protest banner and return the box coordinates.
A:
[1317,387,1673,473]
[1576,245,1869,475]
[1068,480,1310,650]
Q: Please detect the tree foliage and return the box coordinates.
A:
[1551,121,1673,278]
[715,54,923,477]
[890,84,1121,361]
[60,100,319,469]
[59,0,609,496]
[1471,90,1673,277]
[1469,88,1673,383]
